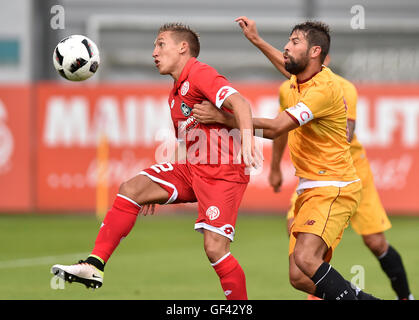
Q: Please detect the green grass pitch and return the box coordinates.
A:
[0,213,417,300]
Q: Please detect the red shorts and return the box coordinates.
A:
[140,162,248,241]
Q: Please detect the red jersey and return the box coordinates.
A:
[168,57,249,184]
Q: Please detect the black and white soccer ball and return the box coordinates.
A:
[53,35,100,81]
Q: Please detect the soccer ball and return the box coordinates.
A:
[53,35,100,81]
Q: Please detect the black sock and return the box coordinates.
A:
[311,262,357,300]
[85,256,105,272]
[378,245,411,299]
[344,280,380,300]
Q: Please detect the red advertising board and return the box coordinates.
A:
[34,82,419,214]
[354,84,419,213]
[0,83,416,214]
[0,86,32,211]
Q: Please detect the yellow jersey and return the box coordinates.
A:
[333,74,366,164]
[279,66,358,182]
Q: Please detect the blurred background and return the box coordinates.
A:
[0,0,418,300]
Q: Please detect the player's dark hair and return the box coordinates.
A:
[158,23,200,58]
[291,21,330,63]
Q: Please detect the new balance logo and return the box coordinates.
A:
[304,220,316,226]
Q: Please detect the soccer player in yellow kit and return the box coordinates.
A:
[233,17,413,300]
[278,73,413,300]
[193,17,380,300]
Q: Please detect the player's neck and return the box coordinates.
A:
[171,56,192,82]
[296,62,322,84]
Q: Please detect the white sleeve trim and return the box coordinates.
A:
[285,102,314,126]
[215,86,238,108]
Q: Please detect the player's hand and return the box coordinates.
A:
[193,100,222,124]
[241,132,263,170]
[235,16,260,44]
[268,168,283,192]
[139,204,156,216]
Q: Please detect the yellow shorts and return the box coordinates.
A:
[350,157,392,235]
[287,158,392,236]
[286,191,298,220]
[288,181,362,262]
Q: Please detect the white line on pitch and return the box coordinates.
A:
[0,252,90,269]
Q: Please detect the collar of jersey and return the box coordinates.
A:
[290,66,327,91]
[174,57,197,91]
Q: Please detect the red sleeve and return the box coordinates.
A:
[190,64,238,108]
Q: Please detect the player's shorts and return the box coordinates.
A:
[139,162,248,241]
[288,181,362,262]
[350,157,392,235]
[287,158,392,237]
[286,191,298,221]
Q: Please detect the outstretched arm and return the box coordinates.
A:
[193,100,298,139]
[235,16,291,80]
[220,93,259,169]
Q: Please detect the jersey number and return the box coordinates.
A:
[150,162,174,174]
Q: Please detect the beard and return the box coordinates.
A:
[284,54,309,75]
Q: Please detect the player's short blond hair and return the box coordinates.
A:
[158,23,200,58]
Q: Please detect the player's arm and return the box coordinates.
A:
[347,119,356,143]
[193,100,298,139]
[341,79,359,143]
[235,16,291,80]
[221,93,259,168]
[250,112,299,139]
[269,134,288,192]
[193,101,278,138]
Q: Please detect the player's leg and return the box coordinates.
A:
[286,191,324,299]
[288,251,316,294]
[293,232,360,300]
[194,177,248,300]
[290,183,380,300]
[363,233,414,300]
[87,174,170,266]
[51,162,192,289]
[351,163,413,300]
[203,229,247,299]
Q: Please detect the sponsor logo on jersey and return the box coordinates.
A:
[178,115,199,134]
[181,102,192,117]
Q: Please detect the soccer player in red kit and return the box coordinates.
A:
[51,23,259,300]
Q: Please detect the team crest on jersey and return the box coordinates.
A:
[181,81,189,96]
[180,101,192,117]
[206,206,220,220]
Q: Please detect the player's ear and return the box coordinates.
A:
[179,41,189,54]
[310,46,322,60]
